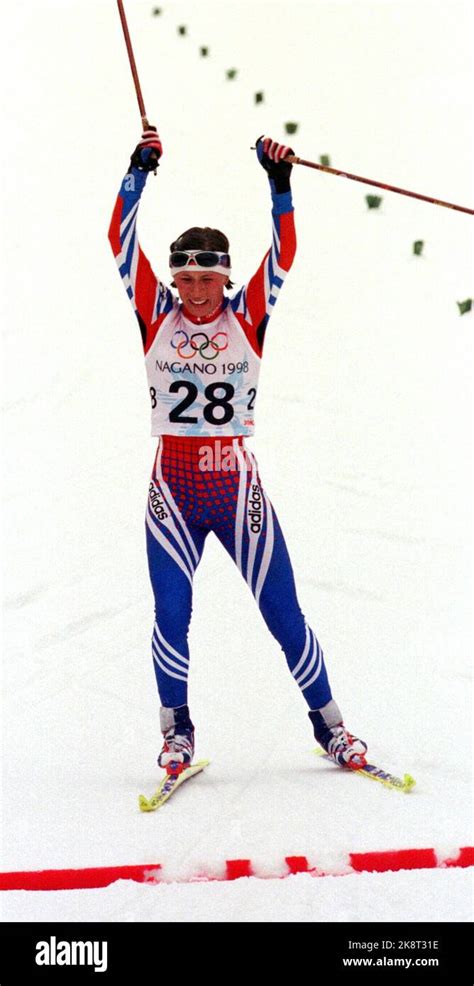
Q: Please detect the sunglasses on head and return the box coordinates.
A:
[169,250,231,269]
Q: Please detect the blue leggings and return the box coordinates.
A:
[146,435,332,711]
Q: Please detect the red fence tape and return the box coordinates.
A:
[0,864,162,892]
[350,848,437,873]
[0,848,471,891]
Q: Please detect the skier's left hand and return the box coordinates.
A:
[256,135,294,189]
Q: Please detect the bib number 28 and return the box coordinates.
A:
[149,381,254,426]
[170,381,234,425]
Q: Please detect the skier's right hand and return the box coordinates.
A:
[129,126,163,172]
[256,135,294,175]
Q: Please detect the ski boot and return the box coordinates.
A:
[158,705,195,776]
[309,699,367,769]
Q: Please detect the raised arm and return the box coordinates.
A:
[230,136,297,356]
[108,128,174,352]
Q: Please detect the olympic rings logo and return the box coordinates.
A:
[171,330,228,361]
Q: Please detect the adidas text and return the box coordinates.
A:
[248,483,263,533]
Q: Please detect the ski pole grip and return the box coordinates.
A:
[140,116,159,176]
[249,146,299,165]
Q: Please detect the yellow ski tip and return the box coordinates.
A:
[138,794,155,812]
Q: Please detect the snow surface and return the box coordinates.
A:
[1,0,473,922]
[2,870,471,924]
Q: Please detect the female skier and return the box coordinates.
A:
[108,129,367,773]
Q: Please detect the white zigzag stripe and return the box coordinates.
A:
[154,441,200,569]
[296,633,321,687]
[270,253,288,283]
[263,253,271,308]
[270,242,279,274]
[266,261,286,315]
[296,631,323,692]
[292,625,311,679]
[146,509,193,586]
[152,638,188,676]
[152,643,188,682]
[147,495,194,580]
[152,281,159,319]
[254,488,274,607]
[153,281,166,318]
[156,480,200,568]
[118,210,138,269]
[236,289,246,315]
[271,224,288,281]
[120,200,139,236]
[129,236,139,294]
[299,640,323,691]
[153,622,189,667]
[272,217,281,252]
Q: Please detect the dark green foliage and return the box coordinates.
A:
[457,298,472,315]
[285,122,298,135]
[413,240,424,256]
[200,46,209,57]
[320,154,331,167]
[226,68,238,79]
[366,195,382,210]
[178,25,187,36]
[254,91,264,104]
[152,7,162,14]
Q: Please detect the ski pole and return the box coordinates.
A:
[285,154,474,216]
[116,0,149,129]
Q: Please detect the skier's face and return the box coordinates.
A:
[174,271,228,318]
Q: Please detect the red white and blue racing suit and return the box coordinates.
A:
[108,166,333,711]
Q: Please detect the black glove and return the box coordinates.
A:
[129,126,163,172]
[256,135,294,192]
